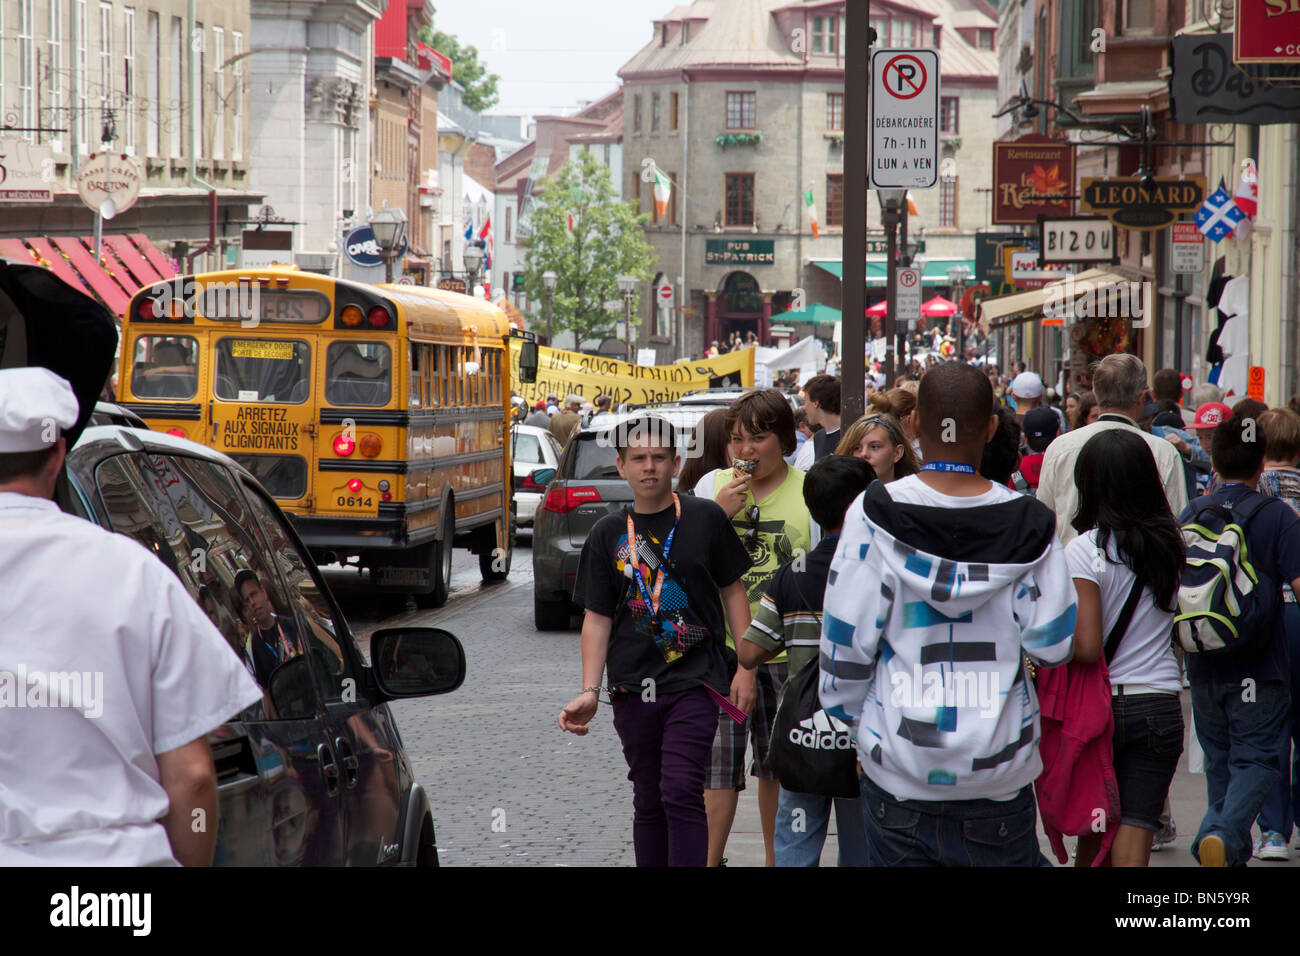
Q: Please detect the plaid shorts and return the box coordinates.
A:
[705,660,790,790]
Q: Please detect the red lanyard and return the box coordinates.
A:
[626,494,680,616]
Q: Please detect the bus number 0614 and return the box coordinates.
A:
[337,496,374,507]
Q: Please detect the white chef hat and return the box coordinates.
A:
[0,367,79,453]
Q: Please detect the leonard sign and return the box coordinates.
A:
[869,48,940,189]
[1080,176,1207,231]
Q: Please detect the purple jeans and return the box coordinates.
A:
[611,684,718,866]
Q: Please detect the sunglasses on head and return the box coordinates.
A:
[743,504,761,553]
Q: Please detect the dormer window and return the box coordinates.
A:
[812,15,839,54]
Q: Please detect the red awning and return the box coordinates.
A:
[0,235,178,317]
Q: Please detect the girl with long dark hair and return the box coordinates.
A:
[1064,429,1187,867]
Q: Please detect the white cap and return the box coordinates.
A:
[0,367,79,453]
[1010,371,1044,399]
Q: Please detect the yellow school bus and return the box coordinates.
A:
[118,267,514,607]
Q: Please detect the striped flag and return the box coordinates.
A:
[653,167,672,220]
[1233,160,1257,239]
[804,187,819,238]
[906,191,920,217]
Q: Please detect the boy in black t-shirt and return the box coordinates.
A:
[559,414,753,867]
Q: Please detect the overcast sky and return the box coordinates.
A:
[434,0,673,118]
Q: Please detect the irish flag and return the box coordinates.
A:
[653,168,672,219]
[804,187,820,238]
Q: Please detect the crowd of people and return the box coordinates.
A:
[558,351,1300,869]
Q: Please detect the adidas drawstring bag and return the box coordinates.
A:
[767,658,859,798]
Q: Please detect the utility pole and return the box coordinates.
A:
[842,3,870,423]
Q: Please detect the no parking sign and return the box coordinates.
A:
[870,48,940,189]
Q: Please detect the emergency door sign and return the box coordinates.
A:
[870,48,940,189]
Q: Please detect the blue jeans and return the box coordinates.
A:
[1191,673,1290,866]
[774,785,868,866]
[1257,604,1300,839]
[857,772,1042,867]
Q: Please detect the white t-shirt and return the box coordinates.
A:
[886,472,1022,509]
[1064,530,1181,692]
[0,493,264,865]
[793,436,816,472]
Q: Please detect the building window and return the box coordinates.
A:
[78,1,90,151]
[633,93,642,132]
[670,91,679,131]
[725,91,756,130]
[826,92,843,131]
[603,142,610,165]
[145,12,158,156]
[505,205,512,242]
[1124,0,1155,33]
[651,92,660,132]
[49,3,64,151]
[870,17,888,47]
[211,26,222,159]
[825,175,844,227]
[232,31,243,160]
[122,8,136,151]
[940,96,959,134]
[812,15,839,54]
[18,0,34,139]
[892,19,914,47]
[193,23,204,158]
[940,176,957,228]
[99,3,113,112]
[724,173,754,226]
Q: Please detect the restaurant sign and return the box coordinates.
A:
[1079,177,1207,231]
[992,134,1075,224]
[705,239,774,266]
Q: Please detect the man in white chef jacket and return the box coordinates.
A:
[0,367,263,865]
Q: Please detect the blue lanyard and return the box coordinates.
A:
[921,461,977,475]
[627,495,680,615]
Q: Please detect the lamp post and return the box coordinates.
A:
[617,275,638,364]
[875,188,906,384]
[371,206,408,284]
[462,241,484,297]
[946,264,972,363]
[542,270,558,345]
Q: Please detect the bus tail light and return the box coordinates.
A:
[543,486,600,514]
[333,434,355,456]
[378,480,392,502]
[367,306,390,328]
[359,433,382,457]
[340,305,364,327]
[347,478,363,493]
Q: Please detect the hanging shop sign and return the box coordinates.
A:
[1038,216,1117,264]
[974,231,1025,286]
[1171,33,1300,125]
[705,239,774,266]
[436,276,468,294]
[992,135,1075,224]
[1079,176,1207,231]
[1234,0,1300,63]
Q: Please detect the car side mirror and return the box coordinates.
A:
[370,627,466,699]
[518,341,539,383]
[529,467,556,487]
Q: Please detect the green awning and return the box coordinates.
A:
[770,301,841,325]
[810,259,976,286]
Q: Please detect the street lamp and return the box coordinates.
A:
[370,206,408,284]
[617,275,638,364]
[946,264,973,363]
[462,241,485,297]
[542,270,558,345]
[875,189,906,383]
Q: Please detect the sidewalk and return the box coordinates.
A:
[723,691,1299,867]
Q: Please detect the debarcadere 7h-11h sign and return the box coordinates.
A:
[870,48,940,189]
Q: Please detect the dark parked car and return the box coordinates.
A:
[61,423,465,866]
[530,406,707,630]
[90,401,149,429]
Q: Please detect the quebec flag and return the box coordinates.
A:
[1195,178,1246,243]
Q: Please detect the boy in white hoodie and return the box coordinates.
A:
[819,362,1076,866]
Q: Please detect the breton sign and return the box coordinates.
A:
[1170,222,1206,274]
[76,152,142,217]
[869,48,940,189]
[896,267,922,321]
[1038,217,1117,264]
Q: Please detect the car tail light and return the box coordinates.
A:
[340,305,363,327]
[367,306,390,328]
[359,433,382,457]
[333,434,355,456]
[520,472,549,492]
[347,478,363,493]
[166,427,186,438]
[543,485,601,514]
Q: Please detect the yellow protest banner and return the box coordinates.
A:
[508,340,754,406]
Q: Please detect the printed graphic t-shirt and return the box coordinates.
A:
[575,494,752,698]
